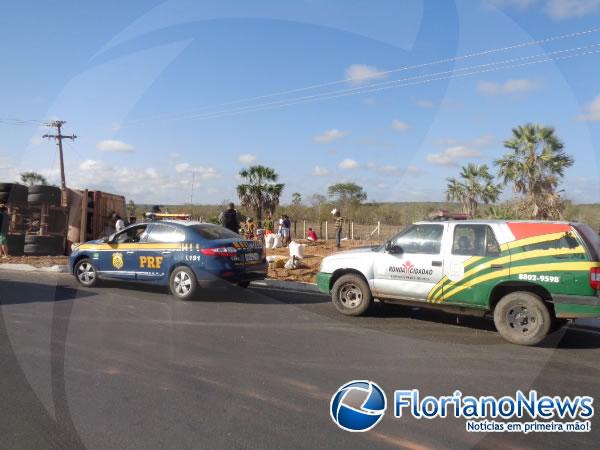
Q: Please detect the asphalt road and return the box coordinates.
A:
[1,270,599,449]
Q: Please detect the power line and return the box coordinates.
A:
[143,43,600,123]
[125,26,600,126]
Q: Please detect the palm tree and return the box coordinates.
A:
[236,165,284,222]
[495,124,573,219]
[446,164,501,217]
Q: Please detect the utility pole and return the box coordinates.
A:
[190,171,196,205]
[43,120,76,206]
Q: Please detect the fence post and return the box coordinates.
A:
[351,222,354,240]
[325,221,328,240]
[377,221,381,240]
[303,220,306,239]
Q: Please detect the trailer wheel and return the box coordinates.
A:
[23,235,64,255]
[0,183,27,205]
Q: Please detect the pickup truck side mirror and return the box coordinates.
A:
[385,241,403,254]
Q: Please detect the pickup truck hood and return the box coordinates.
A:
[320,246,379,273]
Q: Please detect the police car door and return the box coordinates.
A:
[98,224,149,280]
[136,223,185,282]
[373,223,447,301]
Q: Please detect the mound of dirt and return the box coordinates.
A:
[267,239,380,283]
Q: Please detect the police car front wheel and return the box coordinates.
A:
[170,267,197,300]
[493,291,551,346]
[331,274,373,316]
[75,259,98,287]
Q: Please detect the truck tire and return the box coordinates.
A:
[170,266,198,300]
[23,235,64,255]
[74,258,98,287]
[0,183,28,205]
[331,273,373,316]
[493,291,551,346]
[7,234,25,256]
[27,185,61,206]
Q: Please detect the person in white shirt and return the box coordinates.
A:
[112,212,125,232]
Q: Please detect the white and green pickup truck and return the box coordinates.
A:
[316,220,600,345]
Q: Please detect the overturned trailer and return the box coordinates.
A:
[67,189,127,246]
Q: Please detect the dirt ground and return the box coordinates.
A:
[267,239,380,283]
[2,239,380,283]
[1,255,69,268]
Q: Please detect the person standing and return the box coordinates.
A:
[114,213,125,232]
[332,208,343,249]
[0,205,9,258]
[220,202,241,233]
[263,212,274,234]
[282,214,291,246]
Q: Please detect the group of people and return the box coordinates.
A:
[219,203,344,248]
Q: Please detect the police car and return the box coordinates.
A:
[69,220,267,300]
[316,220,600,345]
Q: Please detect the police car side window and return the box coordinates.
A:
[114,225,148,244]
[452,225,500,257]
[393,225,443,254]
[146,225,185,243]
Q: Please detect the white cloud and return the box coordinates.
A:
[175,162,218,179]
[345,64,387,85]
[238,153,257,164]
[415,99,435,109]
[338,158,359,169]
[578,95,600,121]
[391,119,410,132]
[312,165,329,176]
[96,139,134,153]
[546,0,600,19]
[478,78,542,95]
[314,128,348,143]
[426,146,482,166]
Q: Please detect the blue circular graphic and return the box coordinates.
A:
[330,380,387,432]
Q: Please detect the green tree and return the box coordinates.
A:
[327,182,367,216]
[291,192,302,205]
[127,199,136,217]
[495,124,573,219]
[236,165,284,221]
[446,164,501,217]
[20,171,48,186]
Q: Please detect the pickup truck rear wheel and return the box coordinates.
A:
[493,291,551,346]
[331,274,372,316]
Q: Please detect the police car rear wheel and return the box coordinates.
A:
[75,259,98,287]
[170,267,197,300]
[493,292,551,346]
[331,274,372,316]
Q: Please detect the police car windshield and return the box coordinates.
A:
[191,225,240,240]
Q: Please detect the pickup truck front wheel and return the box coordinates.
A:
[331,274,372,316]
[493,291,551,346]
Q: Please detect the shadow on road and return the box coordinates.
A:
[96,280,331,305]
[0,281,97,305]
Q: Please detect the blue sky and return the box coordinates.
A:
[1,0,599,204]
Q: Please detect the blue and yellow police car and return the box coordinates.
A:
[69,219,267,300]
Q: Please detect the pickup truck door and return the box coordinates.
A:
[373,224,447,301]
[436,224,502,305]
